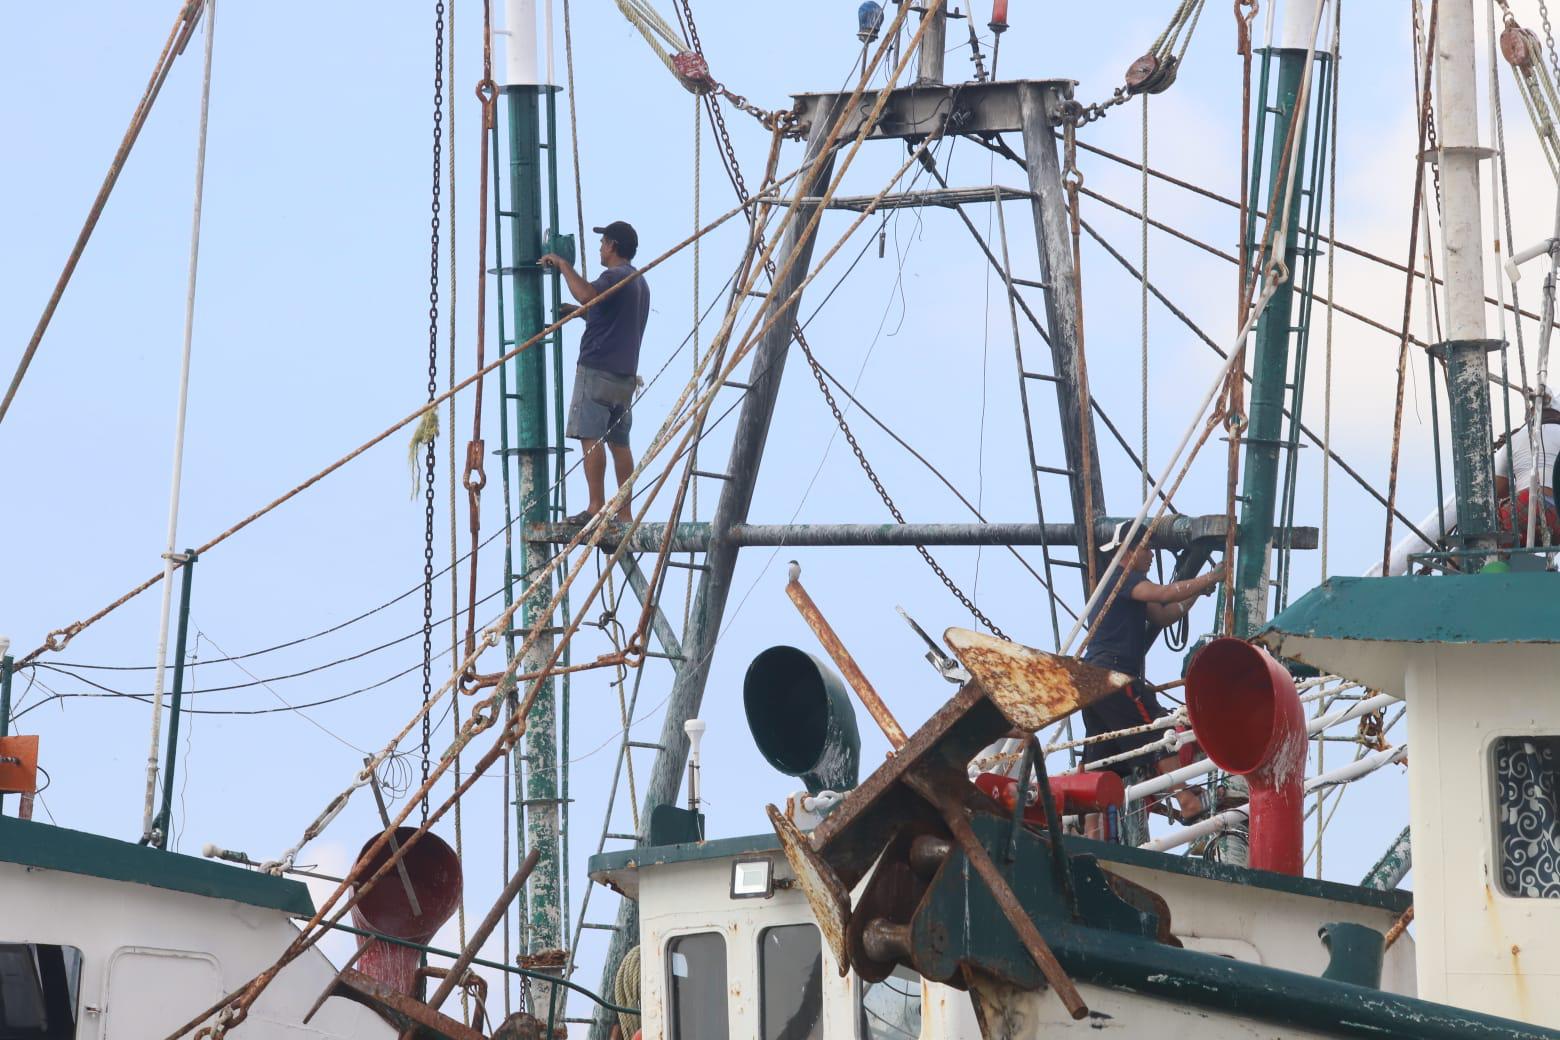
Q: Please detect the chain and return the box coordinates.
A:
[1413,0,1445,211]
[673,0,1004,638]
[1543,0,1560,85]
[1058,89,1132,128]
[421,0,446,822]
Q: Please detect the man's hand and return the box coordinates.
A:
[537,252,572,273]
[1200,562,1229,596]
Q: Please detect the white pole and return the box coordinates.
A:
[142,0,216,843]
[504,0,540,87]
[1435,0,1489,343]
[1123,691,1400,805]
[1141,744,1407,853]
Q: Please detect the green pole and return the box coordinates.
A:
[1,650,12,816]
[152,550,197,848]
[504,81,563,978]
[1233,48,1313,637]
[1,653,12,740]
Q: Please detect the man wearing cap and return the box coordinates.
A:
[540,221,650,524]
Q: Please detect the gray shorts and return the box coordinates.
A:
[565,364,636,446]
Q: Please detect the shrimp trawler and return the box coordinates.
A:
[4,0,1560,1038]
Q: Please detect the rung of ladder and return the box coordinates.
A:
[1010,276,1049,290]
[1034,464,1074,477]
[627,740,665,750]
[643,650,685,662]
[1049,558,1084,569]
[580,922,623,932]
[606,832,639,842]
[1022,371,1059,383]
[693,469,731,480]
[666,559,710,571]
[723,379,752,390]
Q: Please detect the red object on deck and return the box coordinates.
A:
[975,769,1125,821]
[990,0,1009,29]
[1186,638,1306,876]
[350,827,462,994]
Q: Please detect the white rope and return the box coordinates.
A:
[142,0,217,843]
[1141,94,1150,499]
[615,0,686,79]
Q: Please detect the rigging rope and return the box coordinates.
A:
[1382,0,1439,575]
[1,0,205,427]
[1322,1,1340,584]
[562,0,588,278]
[444,0,468,1012]
[1141,94,1151,500]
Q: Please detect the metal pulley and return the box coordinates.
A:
[671,49,715,93]
[1501,24,1542,71]
[1124,51,1180,95]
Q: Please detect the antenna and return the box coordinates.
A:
[685,718,707,812]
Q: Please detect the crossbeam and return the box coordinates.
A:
[527,517,1319,554]
[791,78,1075,141]
[801,185,1035,212]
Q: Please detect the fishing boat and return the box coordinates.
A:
[5,0,1560,1038]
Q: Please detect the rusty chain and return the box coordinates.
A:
[669,0,1004,638]
[420,0,447,821]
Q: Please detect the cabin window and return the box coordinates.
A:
[759,924,823,1040]
[668,932,729,1040]
[860,965,923,1039]
[0,944,83,1039]
[1494,736,1560,898]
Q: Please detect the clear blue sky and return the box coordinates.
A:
[4,0,1550,1027]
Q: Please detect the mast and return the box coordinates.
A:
[1232,1,1322,636]
[1432,0,1499,550]
[502,0,565,993]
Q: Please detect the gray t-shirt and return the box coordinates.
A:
[578,263,650,377]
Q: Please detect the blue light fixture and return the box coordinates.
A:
[858,1,884,44]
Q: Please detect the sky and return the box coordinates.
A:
[3,0,1555,1033]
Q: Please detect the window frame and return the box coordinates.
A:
[665,928,730,1040]
[1489,732,1560,900]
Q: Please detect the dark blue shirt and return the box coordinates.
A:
[578,264,650,377]
[1082,567,1151,676]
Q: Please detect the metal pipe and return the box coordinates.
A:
[915,1,947,85]
[530,517,1319,552]
[1233,41,1314,636]
[419,848,541,1025]
[1360,825,1413,890]
[1435,0,1499,547]
[1,642,12,816]
[152,550,197,849]
[785,568,907,749]
[141,0,216,846]
[1125,690,1399,804]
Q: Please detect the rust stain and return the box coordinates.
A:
[943,627,1131,731]
[767,803,852,975]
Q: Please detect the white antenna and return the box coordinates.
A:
[685,718,707,812]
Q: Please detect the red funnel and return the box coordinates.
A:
[350,828,462,993]
[1186,639,1305,875]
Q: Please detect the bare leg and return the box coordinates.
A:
[609,443,635,521]
[581,438,607,514]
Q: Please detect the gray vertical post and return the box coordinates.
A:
[587,97,841,1040]
[1018,83,1105,588]
[916,2,947,85]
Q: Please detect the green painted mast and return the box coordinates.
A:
[497,0,570,999]
[1233,13,1322,637]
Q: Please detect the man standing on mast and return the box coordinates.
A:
[541,220,650,524]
